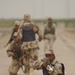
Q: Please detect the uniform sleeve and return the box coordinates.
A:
[33,60,44,70]
[33,24,39,33]
[6,42,13,57]
[33,24,43,40]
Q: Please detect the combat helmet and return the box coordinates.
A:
[24,14,31,21]
[14,21,20,26]
[45,50,54,55]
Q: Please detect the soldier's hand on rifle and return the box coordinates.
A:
[9,52,15,57]
[42,62,47,67]
[19,57,23,62]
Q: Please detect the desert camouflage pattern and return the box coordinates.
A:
[33,59,62,75]
[21,41,39,50]
[22,48,38,74]
[17,20,43,75]
[44,23,56,50]
[20,21,42,50]
[7,41,22,75]
[48,60,62,75]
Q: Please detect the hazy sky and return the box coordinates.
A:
[0,0,75,19]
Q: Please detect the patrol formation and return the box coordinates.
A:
[6,14,65,75]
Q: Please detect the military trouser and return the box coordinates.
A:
[44,34,56,51]
[21,41,39,75]
[23,48,38,75]
[8,59,21,75]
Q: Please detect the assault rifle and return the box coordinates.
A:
[13,50,24,73]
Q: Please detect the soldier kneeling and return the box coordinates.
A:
[6,33,23,75]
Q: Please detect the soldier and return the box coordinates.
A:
[6,32,23,75]
[41,50,65,75]
[17,14,43,75]
[5,21,20,46]
[33,50,65,75]
[44,18,56,51]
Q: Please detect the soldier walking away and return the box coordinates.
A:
[44,18,56,51]
[6,32,23,75]
[17,14,43,75]
[5,21,20,47]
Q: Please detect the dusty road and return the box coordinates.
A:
[0,26,75,75]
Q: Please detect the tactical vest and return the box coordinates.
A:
[12,42,22,59]
[22,24,35,42]
[44,24,55,35]
[42,59,64,75]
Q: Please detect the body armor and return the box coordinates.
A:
[44,24,55,35]
[12,42,22,59]
[22,24,35,42]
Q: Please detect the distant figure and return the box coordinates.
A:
[44,18,56,51]
[5,21,20,46]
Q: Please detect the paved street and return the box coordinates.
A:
[0,27,75,75]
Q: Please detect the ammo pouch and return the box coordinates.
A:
[12,49,21,59]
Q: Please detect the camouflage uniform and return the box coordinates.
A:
[6,33,23,75]
[18,14,43,75]
[42,59,63,75]
[33,50,63,75]
[44,18,56,51]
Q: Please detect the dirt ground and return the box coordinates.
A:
[0,28,12,49]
